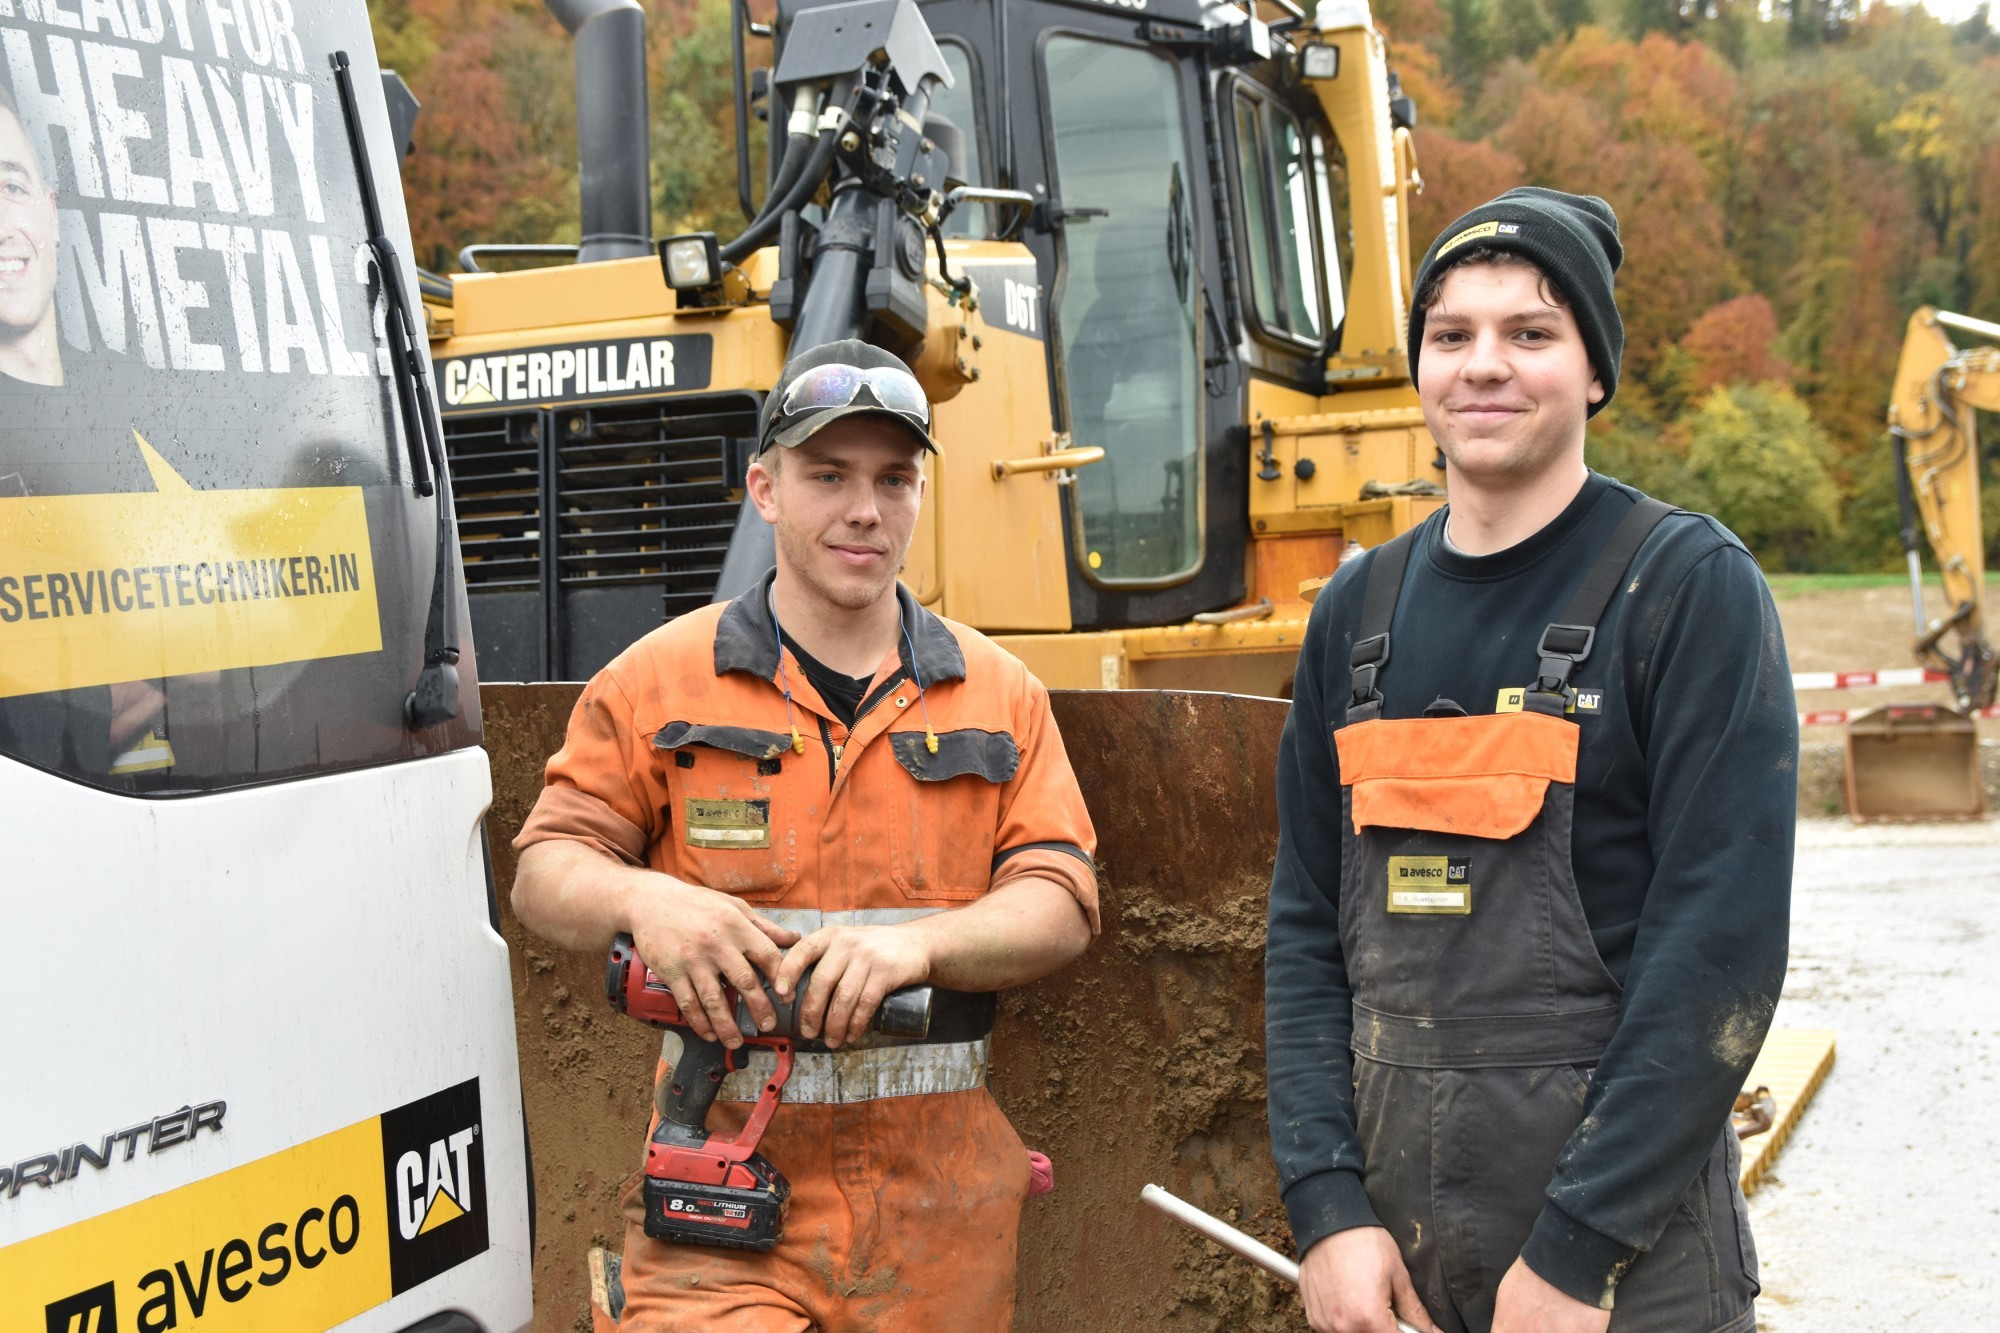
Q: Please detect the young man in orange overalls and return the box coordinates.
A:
[511,340,1098,1330]
[1266,189,1796,1333]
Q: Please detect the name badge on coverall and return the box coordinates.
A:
[684,798,771,849]
[1387,856,1471,914]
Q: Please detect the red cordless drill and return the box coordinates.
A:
[605,932,988,1251]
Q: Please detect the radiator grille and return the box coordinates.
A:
[551,397,756,619]
[446,411,542,591]
[442,391,761,677]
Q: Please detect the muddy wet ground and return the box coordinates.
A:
[1749,819,2000,1328]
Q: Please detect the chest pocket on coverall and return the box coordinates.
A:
[653,721,797,903]
[887,728,1019,902]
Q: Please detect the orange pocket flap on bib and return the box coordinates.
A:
[1336,711,1579,840]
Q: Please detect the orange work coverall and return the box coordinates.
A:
[516,572,1098,1332]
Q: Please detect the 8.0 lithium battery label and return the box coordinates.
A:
[5,1080,486,1333]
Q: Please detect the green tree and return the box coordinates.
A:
[1679,384,1841,568]
[653,0,769,235]
[1585,393,1714,512]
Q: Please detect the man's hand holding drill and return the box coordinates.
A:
[624,876,799,1048]
[775,924,934,1048]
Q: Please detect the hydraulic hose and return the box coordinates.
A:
[725,88,817,240]
[720,120,843,264]
[758,127,817,221]
[1891,431,1929,639]
[761,85,827,213]
[719,80,858,265]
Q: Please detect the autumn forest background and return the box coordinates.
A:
[370,0,2000,571]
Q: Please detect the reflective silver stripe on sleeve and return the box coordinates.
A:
[655,906,987,1102]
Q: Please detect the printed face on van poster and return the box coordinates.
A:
[0,6,461,792]
[0,3,400,459]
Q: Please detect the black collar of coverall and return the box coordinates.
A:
[713,567,967,686]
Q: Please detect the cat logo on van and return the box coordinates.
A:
[378,1080,489,1297]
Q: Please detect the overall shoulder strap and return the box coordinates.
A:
[1346,526,1422,724]
[1524,495,1676,713]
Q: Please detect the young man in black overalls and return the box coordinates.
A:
[1265,188,1797,1333]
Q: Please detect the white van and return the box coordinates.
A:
[0,6,532,1330]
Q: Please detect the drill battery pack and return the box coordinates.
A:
[642,1154,791,1251]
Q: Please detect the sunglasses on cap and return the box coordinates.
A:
[779,362,931,430]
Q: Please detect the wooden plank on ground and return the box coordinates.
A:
[1739,1027,1837,1196]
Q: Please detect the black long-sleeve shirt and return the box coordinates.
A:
[1266,472,1796,1305]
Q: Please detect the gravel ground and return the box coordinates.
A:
[1749,818,2000,1329]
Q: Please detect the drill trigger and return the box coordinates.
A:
[719,1038,794,1162]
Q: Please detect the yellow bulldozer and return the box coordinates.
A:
[426,0,1439,698]
[411,0,1831,1324]
[425,1,1442,1322]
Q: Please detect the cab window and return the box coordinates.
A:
[1042,35,1204,586]
[933,42,988,240]
[1232,87,1334,346]
[1312,127,1349,341]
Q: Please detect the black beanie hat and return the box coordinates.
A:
[1408,186,1624,416]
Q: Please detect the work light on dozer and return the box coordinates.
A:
[660,232,723,290]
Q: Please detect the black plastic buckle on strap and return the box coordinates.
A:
[1532,623,1595,700]
[1349,632,1391,707]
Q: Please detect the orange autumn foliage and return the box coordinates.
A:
[1679,295,1795,394]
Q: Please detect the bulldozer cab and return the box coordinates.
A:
[917,0,1354,629]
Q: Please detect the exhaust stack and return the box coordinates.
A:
[547,0,653,262]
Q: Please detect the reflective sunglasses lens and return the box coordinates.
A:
[782,363,868,414]
[778,363,930,431]
[861,368,929,421]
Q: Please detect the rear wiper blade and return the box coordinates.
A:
[332,49,461,729]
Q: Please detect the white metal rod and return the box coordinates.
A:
[1141,1182,1301,1282]
[1906,549,1929,638]
[1933,309,2000,343]
[1139,1183,1422,1333]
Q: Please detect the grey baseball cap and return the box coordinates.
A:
[757,339,938,456]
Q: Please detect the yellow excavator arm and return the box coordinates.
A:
[1887,306,1996,710]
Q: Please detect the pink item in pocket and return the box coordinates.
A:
[1026,1150,1055,1196]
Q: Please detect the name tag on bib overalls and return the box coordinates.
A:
[1386,855,1472,914]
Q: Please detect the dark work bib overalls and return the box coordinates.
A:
[1334,498,1758,1333]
